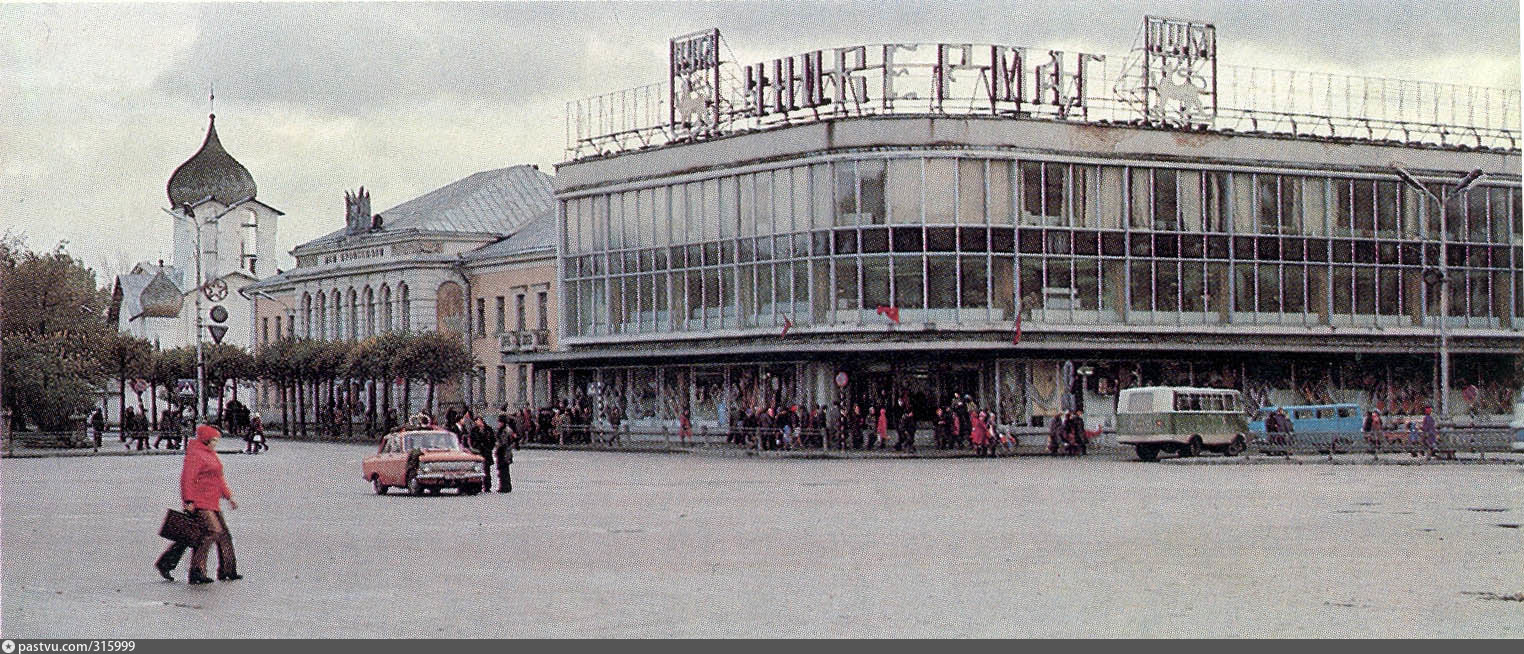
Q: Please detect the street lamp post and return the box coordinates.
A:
[1391,164,1485,419]
[164,204,237,425]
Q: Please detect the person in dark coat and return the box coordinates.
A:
[895,401,917,453]
[1066,410,1088,456]
[850,404,865,449]
[494,414,515,492]
[471,416,496,492]
[954,396,972,449]
[1048,411,1067,455]
[90,408,105,449]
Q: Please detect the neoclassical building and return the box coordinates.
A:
[244,165,556,423]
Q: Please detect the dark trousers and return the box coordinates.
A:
[157,510,235,578]
[480,450,495,492]
[895,428,915,452]
[495,444,512,492]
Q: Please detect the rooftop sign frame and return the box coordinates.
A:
[565,21,1520,160]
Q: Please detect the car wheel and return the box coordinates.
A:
[373,477,388,495]
[1225,435,1246,457]
[407,475,423,496]
[1182,436,1202,458]
[1136,445,1159,462]
[460,483,481,496]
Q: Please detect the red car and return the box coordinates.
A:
[362,429,485,495]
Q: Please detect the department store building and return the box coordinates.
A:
[537,21,1523,431]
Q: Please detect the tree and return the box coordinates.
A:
[152,346,194,426]
[398,332,472,415]
[345,337,391,439]
[1,236,116,431]
[254,338,297,435]
[110,334,154,426]
[202,342,254,419]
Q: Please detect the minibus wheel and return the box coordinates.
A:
[1136,444,1159,462]
[1182,436,1202,458]
[1225,435,1246,456]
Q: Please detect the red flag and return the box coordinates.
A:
[875,305,900,324]
[780,315,793,337]
[1012,312,1022,345]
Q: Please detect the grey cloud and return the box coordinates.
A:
[152,1,1517,118]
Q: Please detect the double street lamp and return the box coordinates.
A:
[163,203,239,424]
[1390,164,1486,420]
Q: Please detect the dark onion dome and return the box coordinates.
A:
[166,114,256,207]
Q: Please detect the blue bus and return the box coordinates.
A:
[1248,403,1363,435]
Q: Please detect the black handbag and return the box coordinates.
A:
[159,509,204,545]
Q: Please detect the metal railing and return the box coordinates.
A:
[1,430,189,456]
[1249,428,1515,460]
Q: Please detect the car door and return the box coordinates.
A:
[379,435,408,486]
[363,437,388,481]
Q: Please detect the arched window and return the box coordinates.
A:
[436,281,465,335]
[315,291,327,341]
[347,288,358,340]
[331,289,343,340]
[381,284,392,332]
[240,209,259,274]
[302,293,313,338]
[399,282,410,332]
[364,286,375,336]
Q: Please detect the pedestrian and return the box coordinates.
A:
[1047,411,1067,455]
[494,414,515,493]
[970,409,989,456]
[1066,409,1088,456]
[896,403,917,453]
[1420,407,1439,458]
[679,408,692,445]
[875,407,888,450]
[1406,419,1422,455]
[131,408,150,451]
[472,416,496,492]
[154,424,240,585]
[90,407,105,449]
[250,413,266,453]
[955,396,972,449]
[1362,410,1383,449]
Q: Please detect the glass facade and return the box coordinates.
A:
[562,155,1523,337]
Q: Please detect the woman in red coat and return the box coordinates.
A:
[969,410,989,456]
[875,408,889,450]
[155,424,240,584]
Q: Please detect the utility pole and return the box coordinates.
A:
[165,204,236,425]
[1391,164,1485,420]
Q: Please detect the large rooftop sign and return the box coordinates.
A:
[566,17,1520,160]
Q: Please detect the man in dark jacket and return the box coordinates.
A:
[895,400,916,453]
[1048,411,1067,455]
[494,414,514,493]
[471,416,496,492]
[954,396,972,449]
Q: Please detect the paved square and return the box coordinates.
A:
[3,443,1520,637]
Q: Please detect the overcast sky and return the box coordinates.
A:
[2,0,1519,281]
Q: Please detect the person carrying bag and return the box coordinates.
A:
[154,424,241,584]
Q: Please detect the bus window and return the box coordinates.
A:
[1318,408,1336,419]
[1294,409,1314,420]
[1207,395,1224,411]
[1337,407,1356,418]
[1127,392,1154,413]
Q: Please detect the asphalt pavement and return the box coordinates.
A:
[2,442,1521,637]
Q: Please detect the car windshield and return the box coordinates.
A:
[404,432,460,451]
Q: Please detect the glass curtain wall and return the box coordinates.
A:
[562,156,1522,337]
